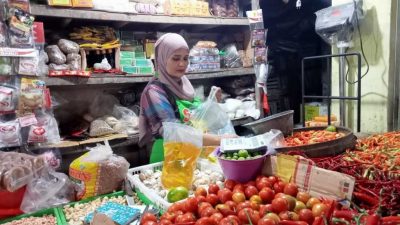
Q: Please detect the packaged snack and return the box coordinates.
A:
[0,84,17,114]
[0,57,12,75]
[210,0,227,17]
[0,119,21,148]
[27,112,61,144]
[69,141,129,200]
[85,202,140,225]
[0,22,8,47]
[8,0,31,12]
[254,46,267,64]
[18,77,45,115]
[16,50,39,76]
[251,29,267,47]
[225,0,238,17]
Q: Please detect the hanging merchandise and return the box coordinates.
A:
[0,84,17,114]
[254,46,267,64]
[14,50,39,76]
[0,118,21,148]
[27,111,61,144]
[7,7,35,48]
[18,77,46,115]
[221,44,242,68]
[251,29,267,47]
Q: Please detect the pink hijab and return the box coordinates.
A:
[139,33,195,146]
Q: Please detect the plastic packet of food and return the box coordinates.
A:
[254,47,267,64]
[15,50,39,76]
[251,29,267,47]
[0,84,18,114]
[45,45,66,65]
[0,118,21,148]
[27,111,61,144]
[0,57,13,75]
[57,39,80,54]
[18,77,46,115]
[0,21,9,47]
[66,53,81,71]
[161,122,202,189]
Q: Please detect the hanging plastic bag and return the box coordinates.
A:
[27,111,61,144]
[111,105,139,136]
[0,119,21,148]
[161,122,202,189]
[69,141,130,200]
[20,170,75,213]
[190,86,235,135]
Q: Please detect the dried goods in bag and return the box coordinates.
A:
[0,119,21,148]
[27,113,61,144]
[66,53,81,70]
[45,45,66,65]
[48,63,69,71]
[15,50,39,76]
[0,84,17,114]
[57,39,80,54]
[0,57,12,75]
[161,122,202,189]
[18,78,45,115]
[69,141,129,200]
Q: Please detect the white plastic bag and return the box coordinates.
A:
[112,105,139,136]
[20,170,75,213]
[27,112,61,144]
[190,87,235,135]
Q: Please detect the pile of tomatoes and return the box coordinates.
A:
[140,175,335,225]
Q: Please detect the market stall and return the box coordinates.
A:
[0,0,399,225]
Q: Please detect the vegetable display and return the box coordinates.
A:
[285,130,345,147]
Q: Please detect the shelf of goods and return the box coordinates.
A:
[41,68,255,86]
[30,4,249,27]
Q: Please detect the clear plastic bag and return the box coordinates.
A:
[57,39,80,54]
[222,44,242,68]
[0,84,18,114]
[66,53,81,71]
[190,87,235,134]
[0,119,21,148]
[69,141,129,200]
[0,152,46,192]
[112,105,139,136]
[161,122,202,189]
[0,57,13,75]
[45,45,66,65]
[15,50,39,76]
[27,111,61,144]
[20,170,75,213]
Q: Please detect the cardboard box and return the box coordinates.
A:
[303,102,328,121]
[72,0,93,7]
[120,58,133,66]
[120,51,135,59]
[122,66,137,74]
[132,59,152,67]
[145,39,156,59]
[48,0,72,7]
[263,154,355,201]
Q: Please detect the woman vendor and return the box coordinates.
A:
[139,33,235,163]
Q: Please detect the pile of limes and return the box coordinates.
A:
[220,149,263,160]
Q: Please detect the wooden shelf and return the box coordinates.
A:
[42,68,255,86]
[31,4,249,27]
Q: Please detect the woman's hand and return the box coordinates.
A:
[213,86,223,103]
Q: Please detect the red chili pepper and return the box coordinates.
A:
[353,192,379,206]
[364,214,381,225]
[382,222,400,225]
[381,216,400,224]
[312,217,324,225]
[333,210,358,221]
[279,220,309,225]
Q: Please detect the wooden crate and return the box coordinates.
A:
[81,47,121,70]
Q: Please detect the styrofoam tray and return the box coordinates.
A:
[127,159,222,211]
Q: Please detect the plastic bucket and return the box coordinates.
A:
[217,148,267,183]
[0,186,26,219]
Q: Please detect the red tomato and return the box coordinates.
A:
[259,188,275,204]
[281,195,297,211]
[160,212,177,223]
[257,180,272,191]
[256,175,265,183]
[273,181,286,193]
[196,196,207,204]
[259,204,272,217]
[198,202,213,215]
[169,202,185,212]
[258,217,277,225]
[233,184,245,193]
[279,211,299,221]
[245,186,259,199]
[142,221,157,225]
[159,219,173,225]
[271,198,289,214]
[175,215,185,224]
[195,217,217,225]
[141,212,157,224]
[244,181,257,188]
[217,188,233,203]
[283,183,299,197]
[210,213,224,224]
[232,192,246,203]
[296,192,311,204]
[312,203,329,217]
[215,204,235,217]
[250,201,260,210]
[208,184,220,195]
[201,207,217,218]
[250,210,261,225]
[306,198,321,209]
[274,193,286,199]
[226,215,240,224]
[238,208,254,224]
[225,200,237,211]
[219,217,239,225]
[298,208,314,225]
[264,212,281,224]
[236,201,252,212]
[181,212,197,223]
[185,197,199,213]
[224,179,237,191]
[267,176,278,185]
[196,187,208,197]
[206,194,220,206]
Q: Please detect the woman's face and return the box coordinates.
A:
[166,48,189,78]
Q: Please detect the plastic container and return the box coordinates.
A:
[217,148,267,183]
[0,186,26,219]
[242,110,294,136]
[57,191,126,225]
[127,159,222,211]
[0,207,62,224]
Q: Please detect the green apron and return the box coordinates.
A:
[149,97,202,163]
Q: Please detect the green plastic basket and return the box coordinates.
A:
[0,207,62,225]
[57,191,126,225]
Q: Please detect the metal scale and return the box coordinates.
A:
[301,1,363,132]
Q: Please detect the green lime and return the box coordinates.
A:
[226,157,232,160]
[326,125,337,132]
[233,152,238,156]
[238,157,245,160]
[238,149,249,158]
[167,186,189,203]
[232,156,238,160]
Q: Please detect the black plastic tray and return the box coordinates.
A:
[275,126,356,157]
